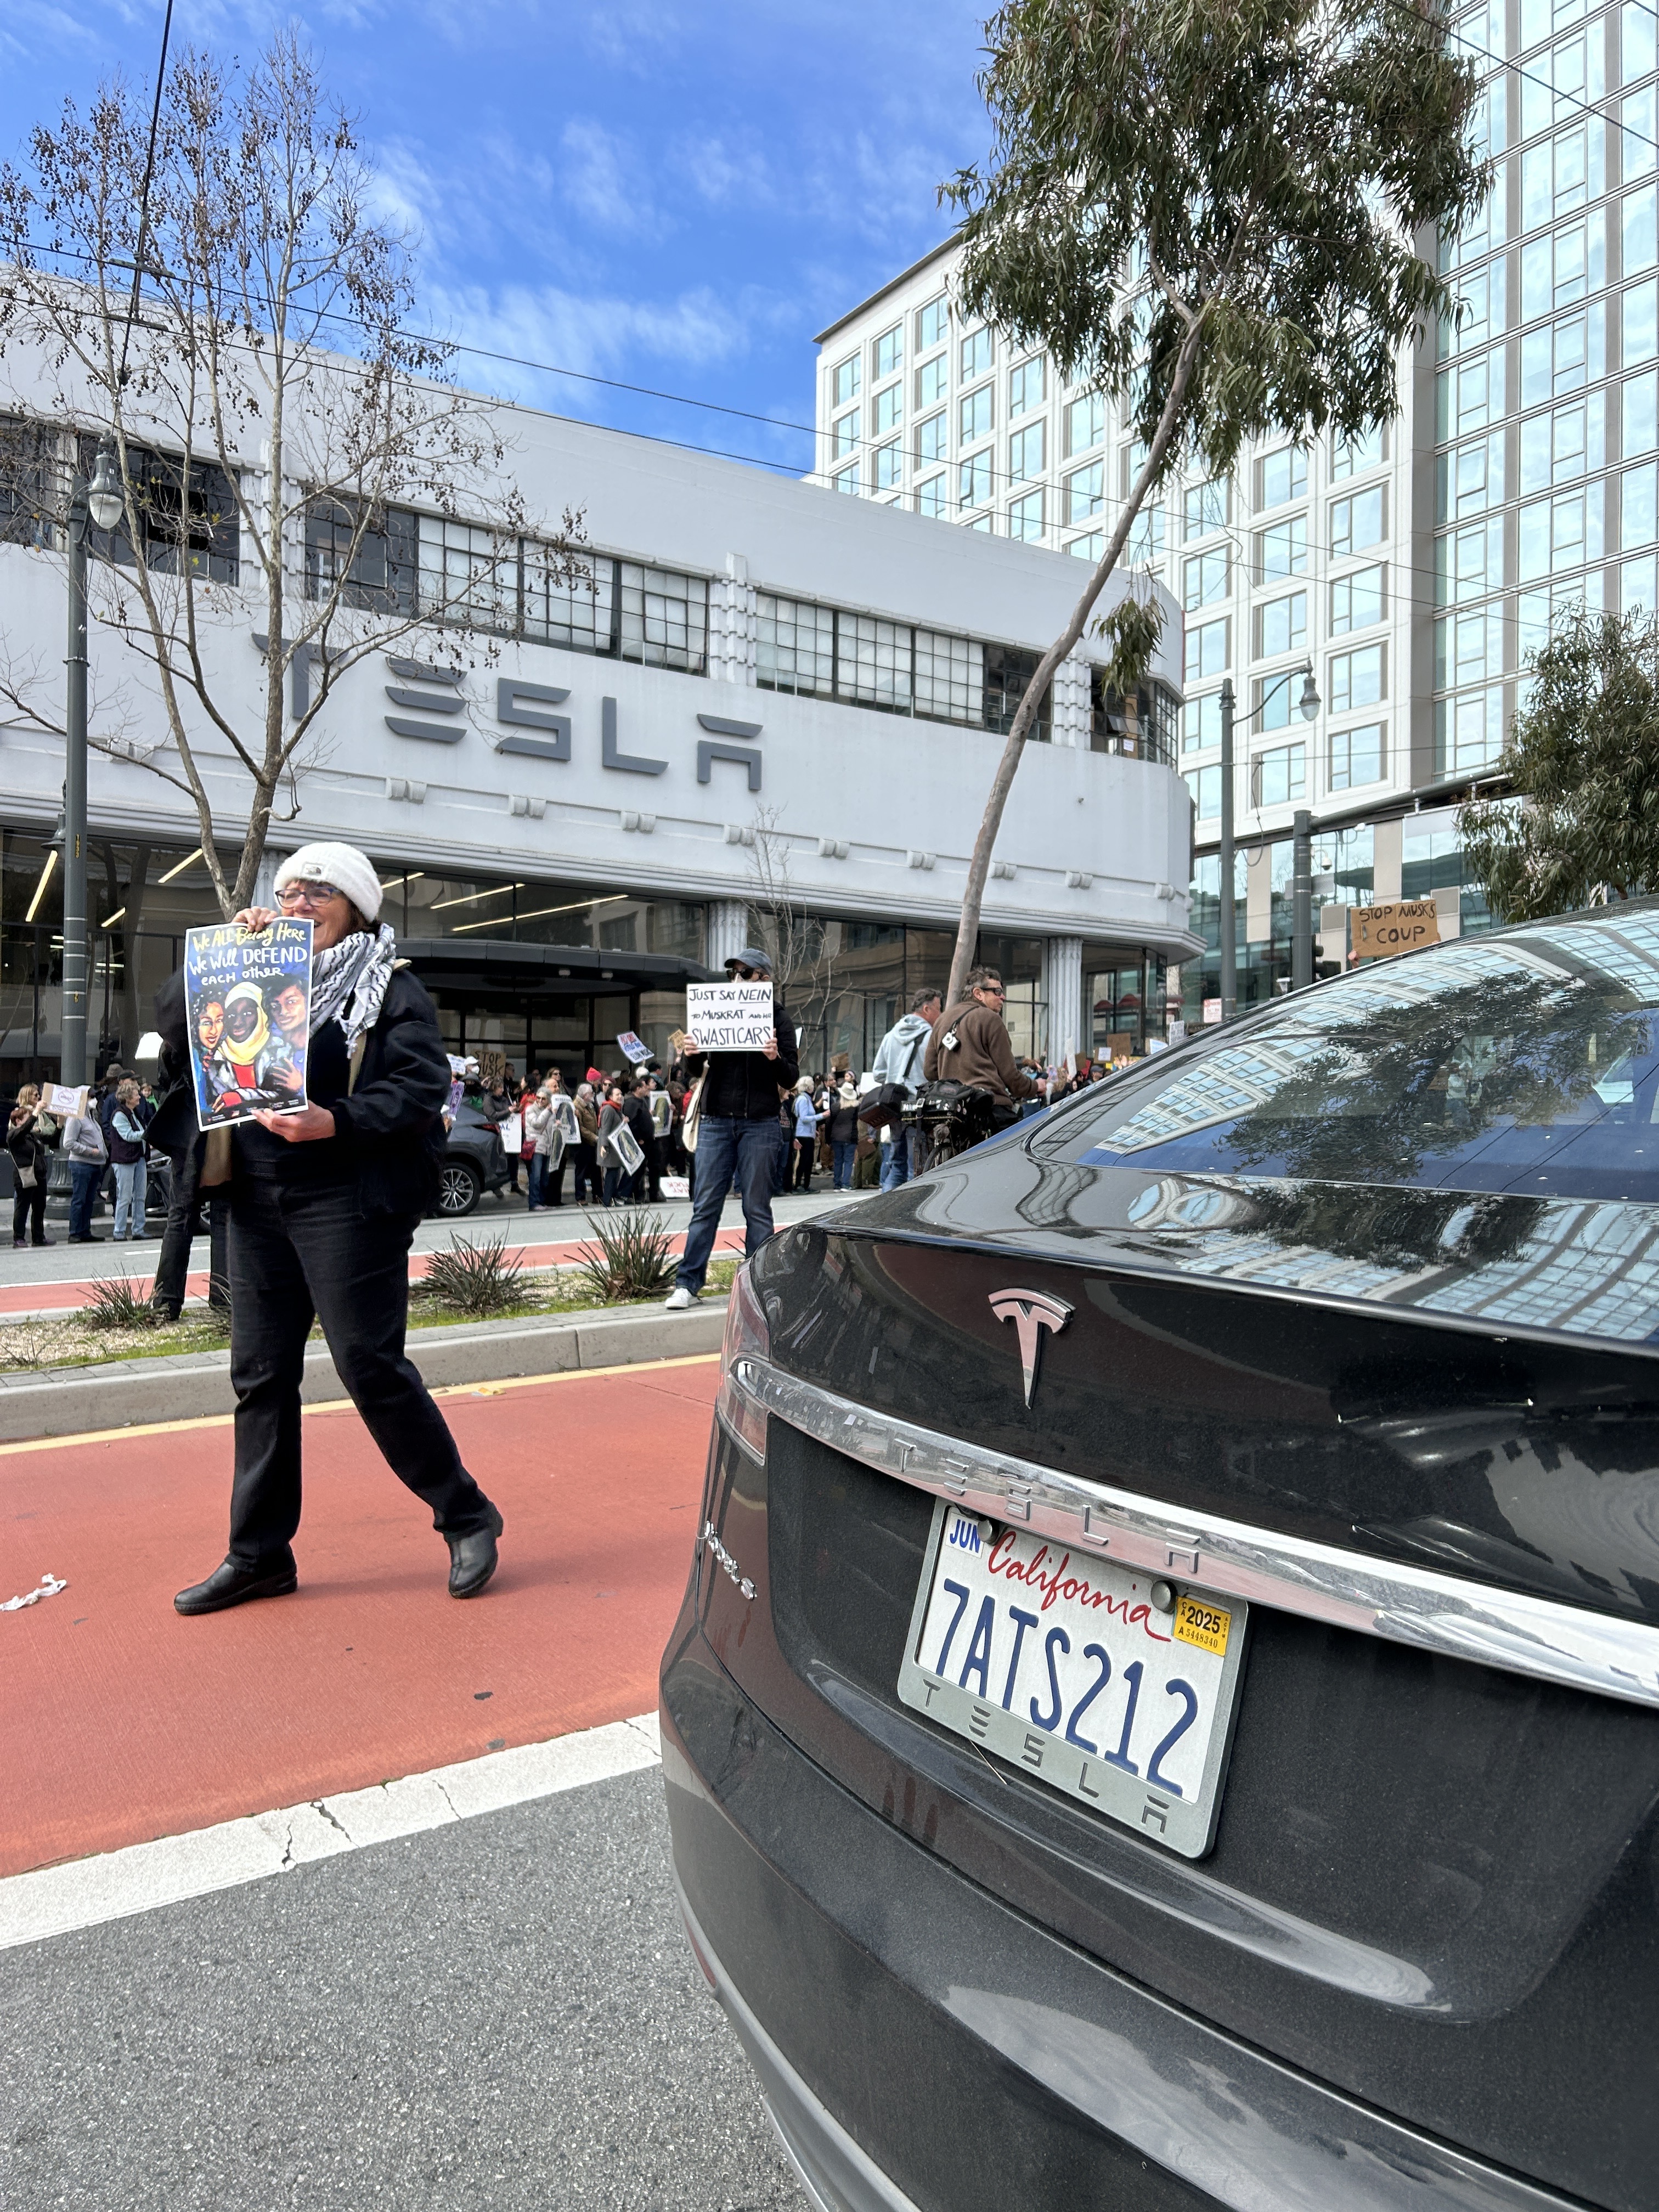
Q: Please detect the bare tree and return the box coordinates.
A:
[745,809,840,1064]
[0,35,581,918]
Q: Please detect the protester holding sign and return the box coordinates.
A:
[172,840,503,1617]
[665,945,799,1310]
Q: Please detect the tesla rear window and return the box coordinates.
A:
[1039,907,1659,1201]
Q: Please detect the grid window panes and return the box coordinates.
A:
[1185,692,1223,753]
[1253,743,1306,805]
[917,356,949,408]
[619,563,707,673]
[834,466,860,496]
[874,384,902,434]
[916,297,947,352]
[960,452,992,508]
[1186,617,1229,682]
[1127,503,1166,572]
[833,410,860,460]
[1330,486,1386,556]
[1257,515,1308,580]
[1625,370,1658,455]
[1257,447,1307,509]
[1436,684,1505,772]
[1066,462,1105,527]
[874,326,902,379]
[1437,517,1505,602]
[834,357,861,408]
[1330,722,1387,791]
[839,614,912,712]
[1520,305,1604,406]
[1331,424,1386,477]
[960,387,993,444]
[1067,393,1106,454]
[961,329,994,381]
[1521,210,1606,320]
[915,629,982,721]
[916,474,947,519]
[917,411,947,463]
[1624,460,1657,546]
[1183,549,1229,609]
[524,544,613,652]
[1519,394,1604,490]
[1330,565,1386,633]
[1439,430,1506,519]
[1009,359,1046,417]
[1436,606,1504,687]
[1184,478,1229,539]
[874,439,902,491]
[1517,482,1604,578]
[1010,421,1045,483]
[757,595,835,695]
[304,501,415,612]
[1009,489,1046,542]
[1329,643,1386,714]
[1256,591,1308,658]
[1437,347,1504,438]
[417,516,516,631]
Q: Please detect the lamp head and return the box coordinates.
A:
[1298,667,1321,722]
[86,441,124,533]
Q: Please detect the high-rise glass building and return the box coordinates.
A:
[813,0,1644,1015]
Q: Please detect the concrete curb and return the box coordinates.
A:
[0,1295,730,1442]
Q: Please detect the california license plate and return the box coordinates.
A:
[898,1502,1249,1858]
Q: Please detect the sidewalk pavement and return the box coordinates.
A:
[0,1183,874,1318]
[0,1354,721,1880]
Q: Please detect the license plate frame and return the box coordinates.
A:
[897,1499,1250,1858]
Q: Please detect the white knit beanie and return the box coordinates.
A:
[273,842,382,923]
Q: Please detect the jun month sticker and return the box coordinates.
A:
[185,918,314,1127]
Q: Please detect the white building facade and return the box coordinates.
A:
[814,0,1652,1015]
[0,357,1192,1082]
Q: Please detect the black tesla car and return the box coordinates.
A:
[661,897,1659,2212]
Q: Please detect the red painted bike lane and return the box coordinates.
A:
[0,1356,718,1880]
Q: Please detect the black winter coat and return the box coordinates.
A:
[155,960,450,1218]
[682,999,800,1121]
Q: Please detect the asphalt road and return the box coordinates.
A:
[1,1768,805,2212]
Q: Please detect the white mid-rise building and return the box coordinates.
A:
[813,0,1654,1012]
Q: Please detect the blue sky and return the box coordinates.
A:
[0,1,992,477]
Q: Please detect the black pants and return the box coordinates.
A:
[154,1157,230,1316]
[226,1174,494,1571]
[11,1181,44,1243]
[793,1136,814,1190]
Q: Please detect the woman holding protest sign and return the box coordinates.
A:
[172,840,503,1616]
[664,945,799,1310]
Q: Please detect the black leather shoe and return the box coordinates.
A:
[447,1504,504,1599]
[174,1556,298,1616]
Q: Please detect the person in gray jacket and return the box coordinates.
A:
[870,988,941,1189]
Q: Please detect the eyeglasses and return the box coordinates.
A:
[727,964,764,980]
[977,983,1006,997]
[278,881,342,909]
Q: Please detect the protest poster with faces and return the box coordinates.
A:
[185,918,313,1128]
[685,980,774,1052]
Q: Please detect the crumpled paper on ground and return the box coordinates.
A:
[3,1573,66,1612]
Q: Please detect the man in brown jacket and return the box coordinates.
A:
[924,967,1042,1119]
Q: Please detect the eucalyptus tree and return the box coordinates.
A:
[1458,608,1659,919]
[0,33,579,919]
[940,0,1494,1008]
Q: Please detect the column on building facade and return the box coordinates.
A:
[708,553,758,686]
[1051,648,1091,747]
[705,899,752,970]
[1040,935,1085,1064]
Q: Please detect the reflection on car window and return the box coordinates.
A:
[1037,907,1659,1201]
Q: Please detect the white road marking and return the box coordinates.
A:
[0,1710,662,1952]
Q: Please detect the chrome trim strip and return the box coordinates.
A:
[747,1361,1659,1712]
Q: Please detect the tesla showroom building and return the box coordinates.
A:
[0,353,1193,1086]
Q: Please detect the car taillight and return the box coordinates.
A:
[714,1261,769,1464]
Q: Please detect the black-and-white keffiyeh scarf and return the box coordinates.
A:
[308,923,398,1051]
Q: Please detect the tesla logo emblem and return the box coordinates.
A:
[988,1289,1073,1408]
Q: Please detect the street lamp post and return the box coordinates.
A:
[1291,807,1313,991]
[1214,661,1321,1023]
[61,439,125,1090]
